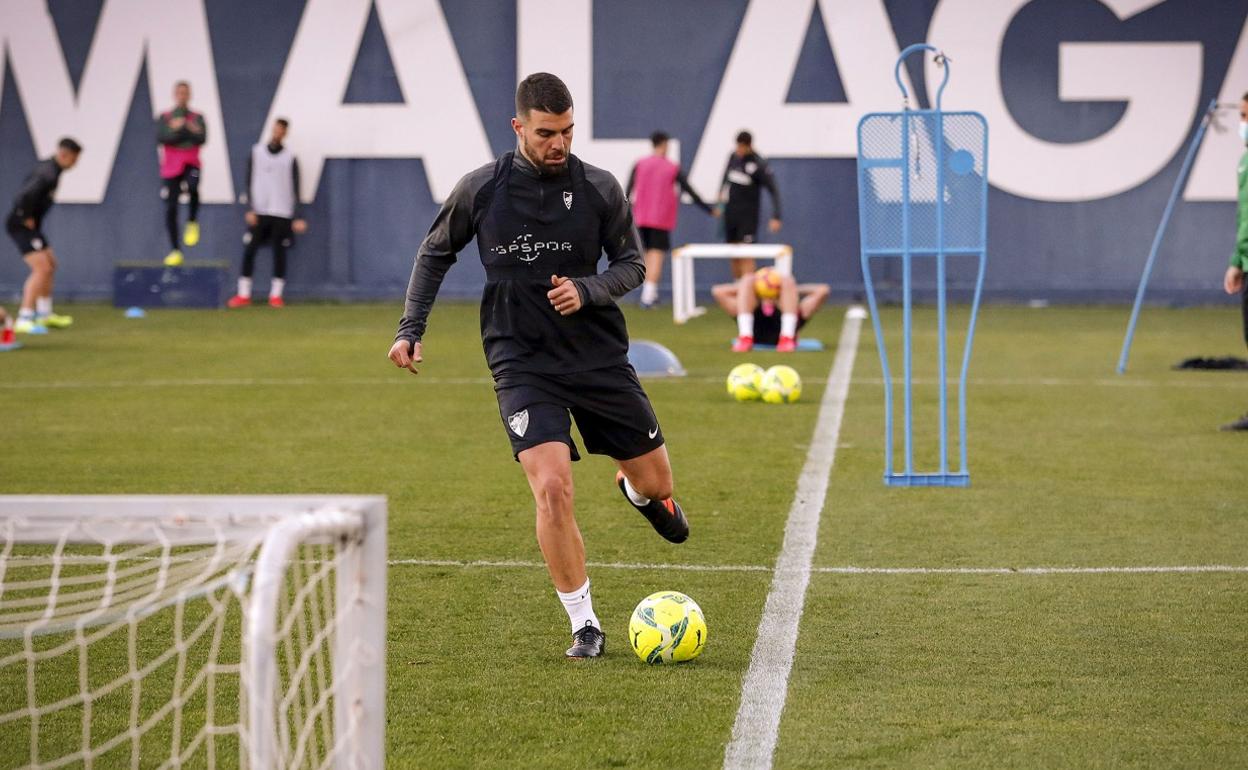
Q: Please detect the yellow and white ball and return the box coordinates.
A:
[760,365,802,404]
[754,266,782,300]
[629,590,708,664]
[726,363,765,402]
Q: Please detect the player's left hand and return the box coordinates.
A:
[292,219,308,235]
[548,275,583,316]
[768,218,782,234]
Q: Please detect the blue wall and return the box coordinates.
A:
[0,0,1245,304]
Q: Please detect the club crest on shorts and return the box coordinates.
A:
[563,191,573,210]
[508,409,529,437]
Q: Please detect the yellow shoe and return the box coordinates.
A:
[164,249,184,267]
[40,313,73,329]
[183,221,200,247]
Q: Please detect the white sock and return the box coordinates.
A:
[737,313,754,338]
[780,312,798,338]
[35,297,52,317]
[18,308,34,321]
[555,579,600,632]
[623,476,650,506]
[640,281,658,303]
[270,278,285,300]
[237,276,252,299]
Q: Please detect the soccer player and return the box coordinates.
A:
[1220,91,1248,431]
[718,130,782,278]
[5,137,81,335]
[157,81,207,267]
[626,131,716,309]
[388,73,689,659]
[0,307,17,350]
[227,118,307,308]
[712,269,829,353]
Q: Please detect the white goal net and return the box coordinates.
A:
[0,496,386,770]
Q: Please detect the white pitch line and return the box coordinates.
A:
[722,307,864,770]
[387,559,1248,575]
[3,373,1242,391]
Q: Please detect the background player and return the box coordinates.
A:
[1220,91,1248,431]
[718,130,782,277]
[157,81,206,267]
[228,118,307,308]
[626,131,716,309]
[713,268,829,353]
[5,137,81,335]
[388,73,689,660]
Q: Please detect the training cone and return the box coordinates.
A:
[124,307,146,319]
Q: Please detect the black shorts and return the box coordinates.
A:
[494,364,665,462]
[638,226,671,252]
[6,216,47,256]
[246,215,294,247]
[723,218,756,244]
[754,304,808,345]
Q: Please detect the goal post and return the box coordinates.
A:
[0,495,387,769]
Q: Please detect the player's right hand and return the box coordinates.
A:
[388,339,423,375]
[22,218,35,230]
[244,211,258,227]
[1224,266,1244,295]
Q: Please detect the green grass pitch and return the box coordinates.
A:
[1,300,1246,767]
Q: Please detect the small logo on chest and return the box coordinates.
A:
[563,191,574,210]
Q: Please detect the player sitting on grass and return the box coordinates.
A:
[5,137,81,335]
[0,307,17,350]
[1220,90,1248,432]
[388,73,689,660]
[713,267,828,353]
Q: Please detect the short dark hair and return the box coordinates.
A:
[58,137,82,154]
[275,118,290,129]
[174,80,190,90]
[650,131,669,147]
[736,130,753,146]
[516,73,573,117]
[1242,91,1248,102]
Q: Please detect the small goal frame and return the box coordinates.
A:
[0,494,387,770]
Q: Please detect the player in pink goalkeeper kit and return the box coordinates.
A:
[156,81,207,266]
[626,132,715,308]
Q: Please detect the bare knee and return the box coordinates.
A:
[534,473,574,520]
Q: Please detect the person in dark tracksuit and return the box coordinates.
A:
[718,130,782,278]
[388,73,689,659]
[5,137,80,335]
[1220,92,1248,431]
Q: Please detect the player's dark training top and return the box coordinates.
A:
[395,152,645,374]
[722,150,781,240]
[7,159,63,227]
[5,158,63,254]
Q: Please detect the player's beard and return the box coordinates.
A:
[521,134,568,177]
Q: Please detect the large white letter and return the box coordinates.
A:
[1184,14,1248,201]
[516,0,670,187]
[0,0,233,203]
[929,0,1201,202]
[687,0,909,197]
[265,0,491,203]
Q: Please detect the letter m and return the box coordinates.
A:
[0,0,233,202]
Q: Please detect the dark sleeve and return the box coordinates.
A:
[290,158,302,218]
[243,154,253,208]
[156,113,176,145]
[626,163,637,200]
[11,165,52,219]
[757,159,781,220]
[676,168,713,213]
[189,112,207,147]
[575,167,645,306]
[394,165,492,344]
